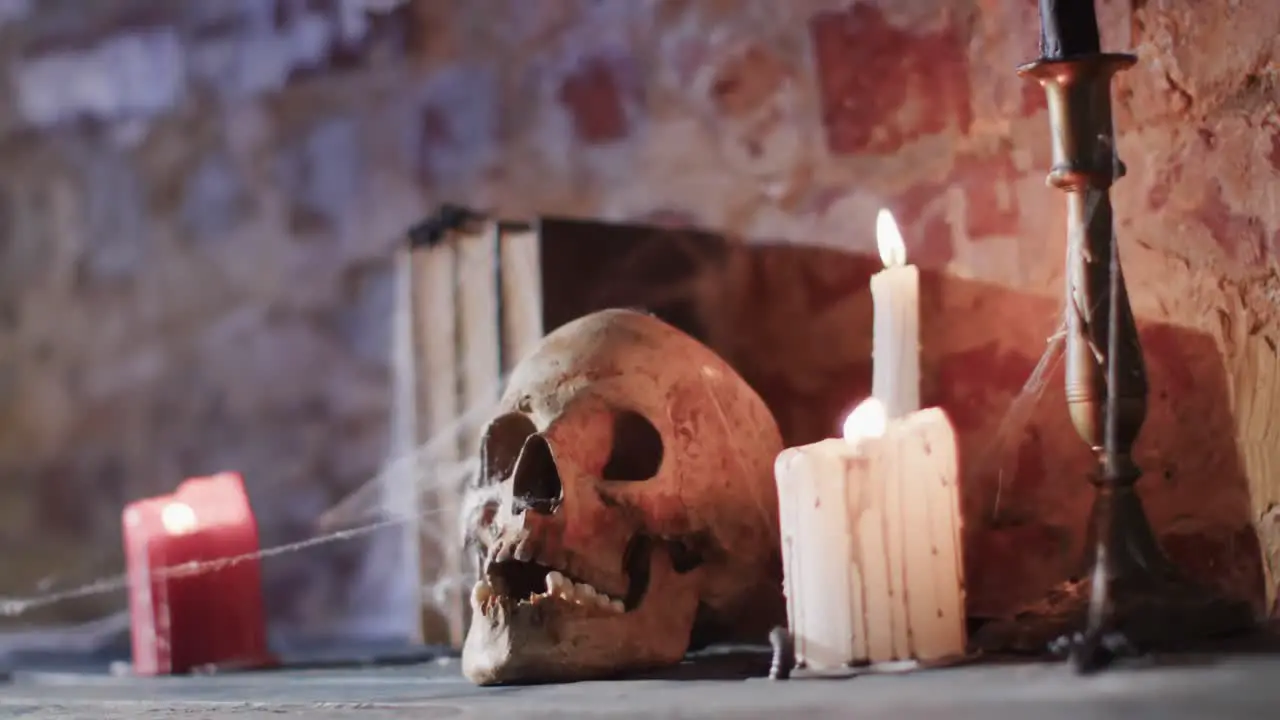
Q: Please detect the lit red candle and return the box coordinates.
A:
[122,472,270,675]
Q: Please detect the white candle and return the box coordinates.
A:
[870,209,920,419]
[775,400,966,669]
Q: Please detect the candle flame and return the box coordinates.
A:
[842,397,888,444]
[876,209,906,268]
[161,502,198,535]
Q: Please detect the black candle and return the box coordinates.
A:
[1038,0,1102,59]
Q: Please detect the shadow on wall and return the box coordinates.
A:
[539,218,1266,619]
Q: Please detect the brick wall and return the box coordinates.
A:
[3,0,1279,635]
[0,0,424,636]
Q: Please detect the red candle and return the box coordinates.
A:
[122,472,271,675]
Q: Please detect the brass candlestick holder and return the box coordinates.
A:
[972,45,1256,661]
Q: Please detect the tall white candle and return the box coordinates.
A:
[870,209,920,419]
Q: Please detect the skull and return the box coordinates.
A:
[461,309,785,684]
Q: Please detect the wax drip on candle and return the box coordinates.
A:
[842,397,888,444]
[876,209,906,269]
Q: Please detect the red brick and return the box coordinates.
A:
[916,213,956,268]
[1020,79,1047,116]
[1194,180,1267,263]
[954,151,1021,240]
[891,184,955,269]
[887,150,1022,263]
[1146,161,1182,210]
[707,44,790,119]
[558,56,632,145]
[1269,131,1280,173]
[810,4,973,156]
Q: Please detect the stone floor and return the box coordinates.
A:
[3,650,1280,719]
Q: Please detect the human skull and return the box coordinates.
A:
[461,309,785,684]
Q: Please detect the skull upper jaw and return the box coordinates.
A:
[461,544,700,685]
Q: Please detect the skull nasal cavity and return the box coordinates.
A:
[602,410,664,481]
[512,434,562,509]
[480,412,537,486]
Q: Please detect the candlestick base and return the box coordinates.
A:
[970,573,1256,657]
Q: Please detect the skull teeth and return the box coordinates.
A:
[472,578,494,608]
[469,573,625,615]
[543,571,626,612]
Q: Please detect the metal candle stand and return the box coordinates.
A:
[971,1,1256,666]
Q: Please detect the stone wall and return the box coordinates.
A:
[3,0,1279,638]
[0,0,426,636]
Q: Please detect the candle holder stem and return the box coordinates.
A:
[972,51,1256,657]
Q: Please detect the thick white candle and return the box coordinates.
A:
[870,209,920,420]
[775,400,966,669]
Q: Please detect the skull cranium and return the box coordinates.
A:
[461,309,785,684]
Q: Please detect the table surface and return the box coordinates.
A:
[4,650,1280,719]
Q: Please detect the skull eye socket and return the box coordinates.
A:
[602,410,664,481]
[479,412,537,486]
